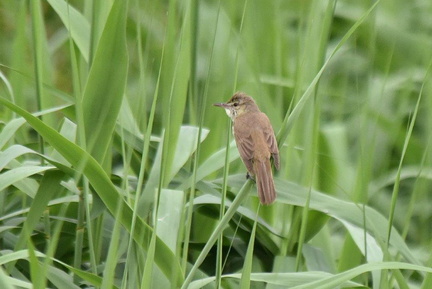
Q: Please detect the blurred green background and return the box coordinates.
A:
[0,0,431,288]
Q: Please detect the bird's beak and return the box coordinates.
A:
[213,102,229,108]
[214,102,234,118]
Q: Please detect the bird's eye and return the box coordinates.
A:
[233,103,239,107]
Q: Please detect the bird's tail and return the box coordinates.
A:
[253,159,276,205]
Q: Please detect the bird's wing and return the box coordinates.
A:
[234,124,255,174]
[261,113,280,170]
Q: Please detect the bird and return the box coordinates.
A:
[214,92,280,204]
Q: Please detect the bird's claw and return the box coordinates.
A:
[246,172,255,182]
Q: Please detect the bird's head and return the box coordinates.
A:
[213,92,259,121]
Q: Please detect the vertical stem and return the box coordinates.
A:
[181,0,221,277]
[73,188,85,282]
[215,119,231,288]
[43,209,51,251]
[65,0,98,278]
[30,0,45,163]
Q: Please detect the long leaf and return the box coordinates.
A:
[274,179,419,266]
[80,0,128,164]
[188,262,432,289]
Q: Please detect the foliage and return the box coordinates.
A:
[0,0,431,288]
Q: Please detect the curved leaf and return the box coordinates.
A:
[275,179,419,266]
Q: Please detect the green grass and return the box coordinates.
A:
[1,0,432,288]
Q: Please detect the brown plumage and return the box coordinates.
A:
[214,92,280,205]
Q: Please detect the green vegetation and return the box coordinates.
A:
[1,0,431,288]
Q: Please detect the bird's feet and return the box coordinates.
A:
[246,172,256,182]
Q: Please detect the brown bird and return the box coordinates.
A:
[214,92,280,205]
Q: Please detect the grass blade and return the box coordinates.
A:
[81,0,128,164]
[240,206,259,289]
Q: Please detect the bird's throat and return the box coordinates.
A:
[225,108,236,121]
